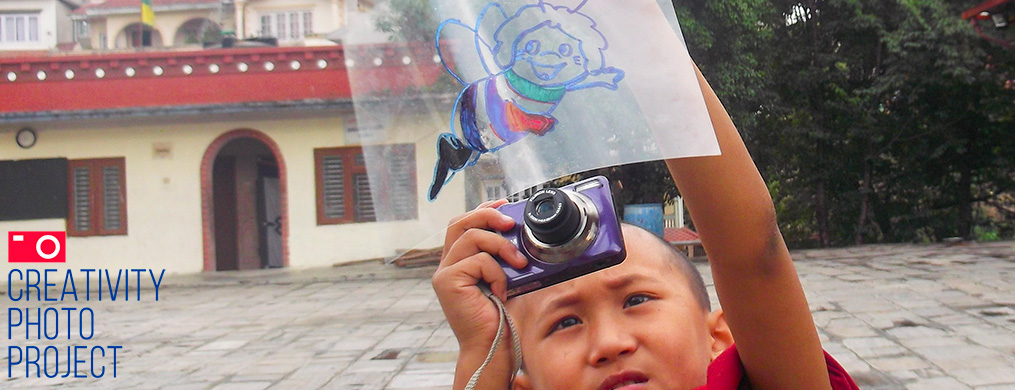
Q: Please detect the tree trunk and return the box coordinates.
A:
[816,181,831,247]
[958,155,973,240]
[856,164,871,245]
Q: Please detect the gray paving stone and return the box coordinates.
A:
[906,376,973,390]
[5,242,1014,389]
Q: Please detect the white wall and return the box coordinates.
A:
[0,109,464,276]
[0,0,60,51]
[104,10,215,48]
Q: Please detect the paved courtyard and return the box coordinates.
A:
[3,241,1014,390]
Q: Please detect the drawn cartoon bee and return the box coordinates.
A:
[427,0,625,201]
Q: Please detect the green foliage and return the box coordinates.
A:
[679,0,1015,247]
[378,0,1015,246]
[374,0,439,42]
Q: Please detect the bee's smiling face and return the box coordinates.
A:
[512,25,587,87]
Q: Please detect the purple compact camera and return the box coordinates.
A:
[496,176,626,298]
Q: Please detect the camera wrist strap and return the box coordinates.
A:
[466,285,523,390]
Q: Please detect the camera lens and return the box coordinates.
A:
[524,189,583,246]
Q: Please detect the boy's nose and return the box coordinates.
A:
[587,323,638,366]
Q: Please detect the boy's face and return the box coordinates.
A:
[506,227,728,390]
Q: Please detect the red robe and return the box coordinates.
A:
[694,345,861,390]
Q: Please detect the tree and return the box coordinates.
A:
[374,0,439,42]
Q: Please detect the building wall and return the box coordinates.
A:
[103,10,217,49]
[86,18,106,49]
[244,0,347,40]
[0,0,61,51]
[0,109,464,276]
[53,0,74,45]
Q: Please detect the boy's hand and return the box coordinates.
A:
[432,200,528,390]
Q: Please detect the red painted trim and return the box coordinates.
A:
[962,0,1011,20]
[970,19,1015,49]
[0,43,445,113]
[200,129,289,272]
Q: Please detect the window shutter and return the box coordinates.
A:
[387,145,416,220]
[101,166,122,231]
[321,155,345,220]
[353,173,375,222]
[71,166,92,233]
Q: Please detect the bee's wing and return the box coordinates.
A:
[436,3,508,84]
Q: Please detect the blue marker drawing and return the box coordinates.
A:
[427,0,626,201]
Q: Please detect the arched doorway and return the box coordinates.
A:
[201,130,289,271]
[115,23,164,49]
[174,18,222,47]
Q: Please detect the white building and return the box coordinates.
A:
[0,40,466,276]
[0,0,81,53]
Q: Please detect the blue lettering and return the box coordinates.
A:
[7,270,23,301]
[103,270,120,301]
[90,346,105,378]
[80,308,94,340]
[73,346,86,378]
[25,308,40,340]
[43,269,56,302]
[62,308,76,340]
[43,308,58,340]
[26,269,40,301]
[132,269,145,301]
[7,346,21,378]
[25,346,39,378]
[61,269,78,301]
[7,308,21,340]
[81,269,94,300]
[108,346,121,378]
[151,269,165,301]
[43,346,58,378]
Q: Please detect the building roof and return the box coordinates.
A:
[664,227,700,244]
[72,0,220,17]
[0,43,449,123]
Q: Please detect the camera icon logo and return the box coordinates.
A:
[8,231,66,263]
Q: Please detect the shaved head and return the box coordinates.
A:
[621,223,711,312]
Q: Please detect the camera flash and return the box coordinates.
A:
[13,235,24,242]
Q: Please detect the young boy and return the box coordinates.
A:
[432,65,860,390]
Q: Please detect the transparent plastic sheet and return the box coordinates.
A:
[343,0,718,256]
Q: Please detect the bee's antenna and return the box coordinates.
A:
[539,0,588,13]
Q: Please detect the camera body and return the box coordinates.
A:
[496,176,626,298]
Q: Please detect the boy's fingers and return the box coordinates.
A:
[474,199,507,210]
[443,208,516,256]
[442,229,527,270]
[436,251,509,301]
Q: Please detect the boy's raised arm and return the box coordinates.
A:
[664,66,833,390]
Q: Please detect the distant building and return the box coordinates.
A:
[0,0,81,54]
[0,41,465,275]
[67,0,383,51]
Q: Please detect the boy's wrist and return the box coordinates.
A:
[454,338,515,390]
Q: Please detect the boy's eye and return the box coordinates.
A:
[624,294,653,308]
[550,316,581,333]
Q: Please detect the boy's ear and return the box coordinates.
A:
[707,309,734,361]
[512,371,532,390]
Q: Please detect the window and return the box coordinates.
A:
[482,180,506,202]
[358,0,375,12]
[258,11,312,41]
[260,15,271,37]
[0,13,41,44]
[67,158,127,237]
[315,145,417,225]
[73,20,89,42]
[508,183,549,202]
